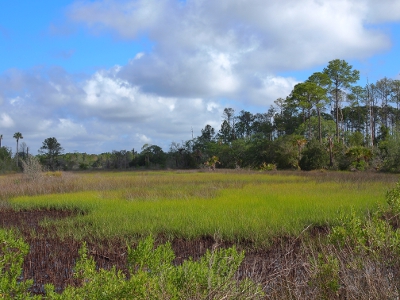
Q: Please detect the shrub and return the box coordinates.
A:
[310,181,400,298]
[1,232,263,299]
[0,229,39,299]
[259,162,277,171]
[310,253,340,300]
[299,140,329,170]
[345,146,373,171]
[273,135,300,169]
[21,156,42,181]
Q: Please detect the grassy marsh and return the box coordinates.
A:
[4,170,398,245]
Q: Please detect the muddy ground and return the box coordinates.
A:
[0,209,316,295]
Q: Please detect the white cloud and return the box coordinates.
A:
[242,75,298,106]
[57,119,87,137]
[10,96,24,106]
[134,52,144,60]
[364,0,400,23]
[0,113,14,128]
[68,0,167,38]
[37,119,53,131]
[82,70,177,121]
[67,0,396,107]
[136,133,151,144]
[207,102,219,112]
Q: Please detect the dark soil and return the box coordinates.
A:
[0,209,314,295]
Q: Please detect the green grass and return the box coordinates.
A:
[8,171,395,246]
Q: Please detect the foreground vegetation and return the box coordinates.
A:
[1,231,263,299]
[1,170,400,299]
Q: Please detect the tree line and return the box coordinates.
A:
[1,59,400,173]
[170,59,400,172]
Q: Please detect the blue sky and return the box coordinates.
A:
[1,0,400,154]
[0,1,151,73]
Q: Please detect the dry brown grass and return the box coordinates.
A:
[0,172,119,203]
[238,231,400,299]
[297,169,400,184]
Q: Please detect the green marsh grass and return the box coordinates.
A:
[7,171,397,246]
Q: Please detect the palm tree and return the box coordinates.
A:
[0,134,3,148]
[13,132,23,166]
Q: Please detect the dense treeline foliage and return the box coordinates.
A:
[1,59,400,173]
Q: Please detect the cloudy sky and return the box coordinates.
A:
[1,0,400,154]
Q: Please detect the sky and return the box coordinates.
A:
[0,0,400,154]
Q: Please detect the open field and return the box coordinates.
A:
[1,170,400,298]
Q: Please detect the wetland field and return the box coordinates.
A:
[1,170,399,299]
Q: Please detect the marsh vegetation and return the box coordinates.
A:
[1,170,400,298]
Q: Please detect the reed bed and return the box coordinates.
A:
[4,170,396,246]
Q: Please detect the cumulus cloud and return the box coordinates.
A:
[66,0,396,107]
[78,70,223,150]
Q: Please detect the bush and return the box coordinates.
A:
[0,229,39,299]
[259,162,277,171]
[21,156,43,181]
[0,233,264,299]
[273,135,300,169]
[0,147,16,173]
[382,130,400,172]
[310,254,340,300]
[310,181,400,298]
[299,140,329,170]
[345,146,373,171]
